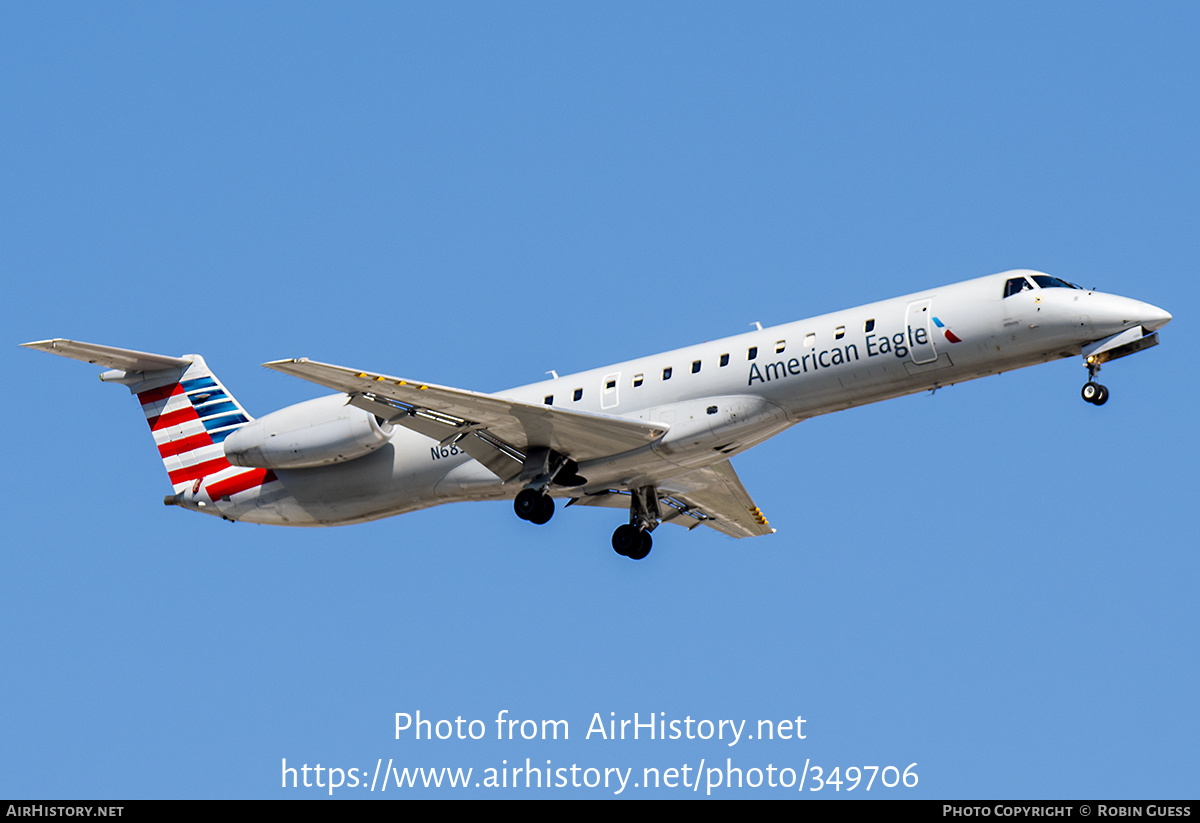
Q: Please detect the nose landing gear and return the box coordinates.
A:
[1081,358,1109,406]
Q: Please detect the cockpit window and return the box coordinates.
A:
[1003,277,1035,298]
[1031,275,1081,290]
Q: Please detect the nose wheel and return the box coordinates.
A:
[1081,357,1109,406]
[1081,381,1108,405]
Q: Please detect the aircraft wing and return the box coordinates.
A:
[656,460,774,538]
[263,358,668,482]
[569,459,775,539]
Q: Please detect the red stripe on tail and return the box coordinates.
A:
[167,457,232,486]
[148,406,200,431]
[157,433,215,458]
[138,383,185,405]
[206,469,277,499]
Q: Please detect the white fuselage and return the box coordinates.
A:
[202,270,1169,526]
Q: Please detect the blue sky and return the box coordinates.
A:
[3,2,1197,798]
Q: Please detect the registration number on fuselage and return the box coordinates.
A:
[430,443,465,461]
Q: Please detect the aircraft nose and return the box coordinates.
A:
[1084,292,1172,336]
[1141,303,1172,332]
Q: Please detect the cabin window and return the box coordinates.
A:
[835,325,845,339]
[573,388,583,401]
[803,332,816,348]
[720,353,729,367]
[544,395,553,405]
[775,340,786,354]
[747,346,758,360]
[864,319,875,332]
[692,360,701,373]
[633,374,644,387]
[663,367,673,380]
[605,379,616,390]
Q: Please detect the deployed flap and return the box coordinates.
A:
[21,339,191,372]
[656,459,775,539]
[263,358,669,472]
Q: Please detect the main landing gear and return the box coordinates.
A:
[514,488,554,525]
[1081,358,1109,406]
[512,448,582,527]
[612,524,652,561]
[512,461,661,560]
[610,486,659,561]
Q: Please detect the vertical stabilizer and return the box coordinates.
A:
[133,355,258,493]
[22,339,277,502]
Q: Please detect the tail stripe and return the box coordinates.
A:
[133,359,277,499]
[140,390,189,418]
[201,412,248,431]
[157,433,213,458]
[163,444,225,473]
[149,406,200,431]
[167,456,233,486]
[139,383,185,405]
[180,376,218,391]
[207,469,278,500]
[192,399,239,416]
[181,380,250,434]
[152,419,206,447]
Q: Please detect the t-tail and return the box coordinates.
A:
[21,339,278,504]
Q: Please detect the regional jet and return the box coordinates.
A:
[23,270,1170,559]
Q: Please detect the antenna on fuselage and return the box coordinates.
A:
[750,321,763,331]
[547,370,558,379]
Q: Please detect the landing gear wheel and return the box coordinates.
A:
[528,494,554,525]
[627,531,652,561]
[1081,381,1109,405]
[611,524,641,557]
[514,488,541,521]
[611,525,652,560]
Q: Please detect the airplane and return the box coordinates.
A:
[23,269,1171,560]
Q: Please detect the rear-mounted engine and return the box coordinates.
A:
[223,395,393,469]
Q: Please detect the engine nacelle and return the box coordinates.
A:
[223,395,393,469]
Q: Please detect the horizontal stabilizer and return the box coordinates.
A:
[21,339,191,373]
